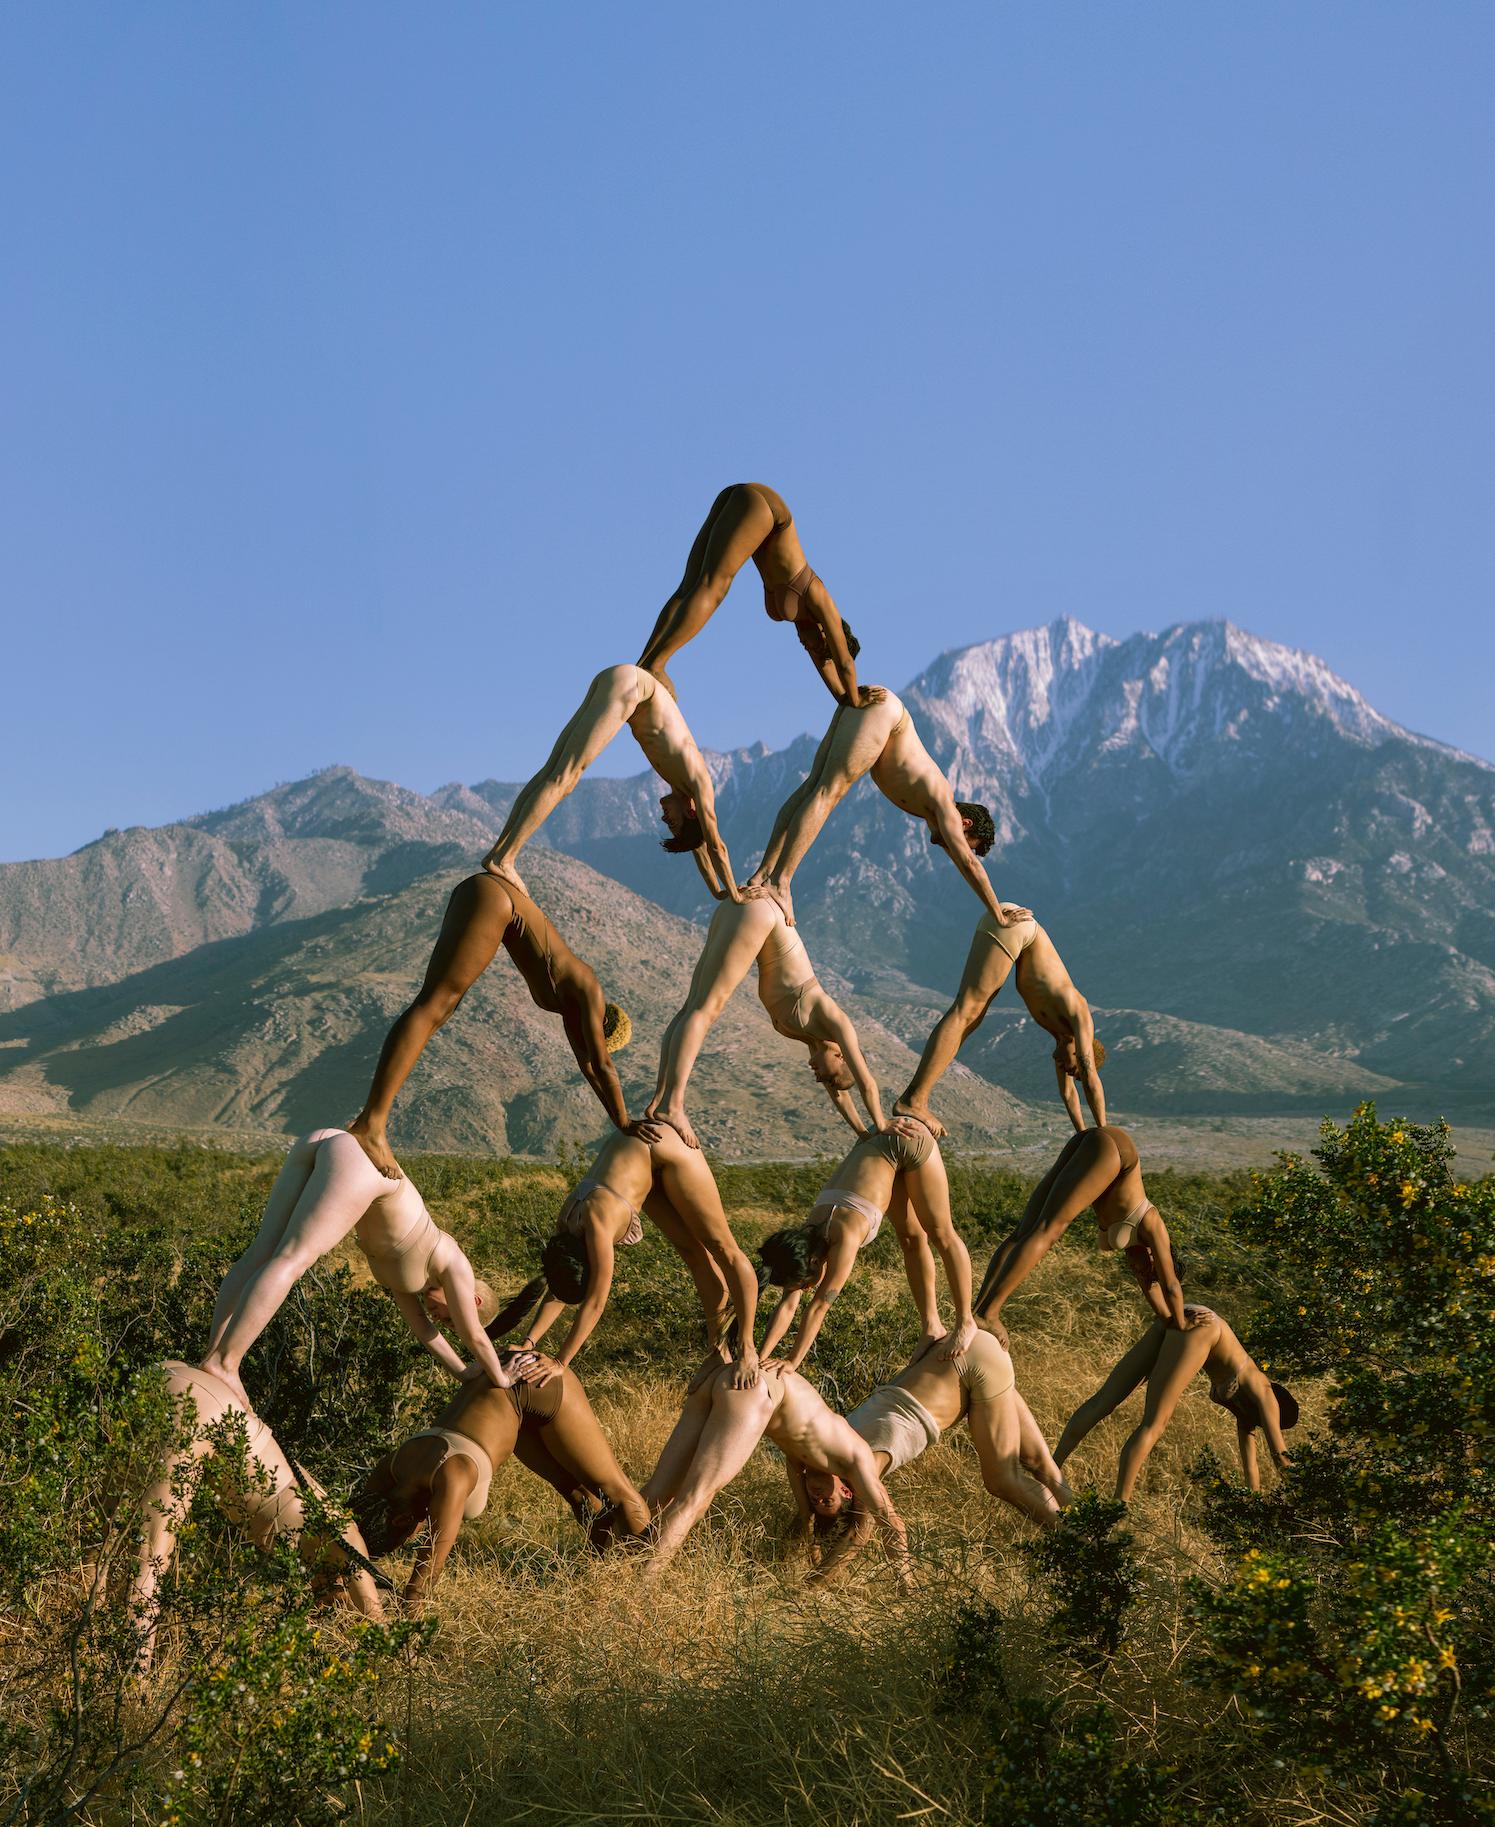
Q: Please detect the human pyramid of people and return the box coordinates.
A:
[132,484,1298,1660]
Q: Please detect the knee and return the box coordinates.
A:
[414,985,464,1026]
[953,994,988,1032]
[981,1461,1024,1502]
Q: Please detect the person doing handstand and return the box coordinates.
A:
[792,1332,1071,1540]
[759,1117,977,1370]
[200,1129,515,1411]
[131,1360,384,1673]
[353,1355,650,1605]
[479,662,738,897]
[644,893,885,1151]
[636,482,864,705]
[744,666,1026,930]
[348,872,633,1179]
[1056,1304,1298,1501]
[490,1120,761,1389]
[896,910,1105,1140]
[637,1359,908,1581]
[974,1126,1187,1348]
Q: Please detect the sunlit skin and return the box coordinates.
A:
[895,911,1104,1140]
[974,1126,1188,1348]
[790,1335,1072,1538]
[347,873,629,1180]
[479,663,738,897]
[644,892,885,1150]
[200,1130,514,1411]
[131,1361,383,1674]
[639,1359,908,1583]
[743,667,1028,929]
[636,482,863,705]
[356,1364,650,1606]
[521,1122,760,1390]
[1056,1308,1293,1500]
[760,1120,977,1370]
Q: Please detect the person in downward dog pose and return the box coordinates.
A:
[199,1129,515,1410]
[492,1122,761,1389]
[759,1118,977,1370]
[478,662,738,896]
[132,1360,384,1673]
[1055,1304,1298,1500]
[348,872,633,1179]
[974,1126,1187,1347]
[644,893,885,1150]
[353,1355,651,1604]
[792,1331,1071,1539]
[637,1359,908,1581]
[636,482,864,706]
[895,910,1106,1140]
[743,672,1026,930]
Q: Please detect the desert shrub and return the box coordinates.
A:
[0,1194,428,1825]
[944,1599,1171,1825]
[1023,1494,1141,1663]
[1187,1106,1495,1816]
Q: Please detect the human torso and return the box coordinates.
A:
[626,671,698,789]
[1090,1128,1145,1242]
[501,884,574,1012]
[756,907,816,1016]
[1013,925,1081,1035]
[355,1171,443,1294]
[866,696,943,819]
[764,1366,859,1474]
[1194,1314,1251,1405]
[889,1351,966,1431]
[815,1135,897,1240]
[566,1131,654,1234]
[434,1379,522,1463]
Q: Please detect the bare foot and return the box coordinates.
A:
[893,1099,947,1141]
[198,1358,253,1414]
[745,879,794,926]
[479,849,528,895]
[1054,1474,1076,1507]
[347,1113,402,1180]
[915,1327,949,1359]
[648,1105,700,1151]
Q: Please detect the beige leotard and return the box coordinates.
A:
[757,910,818,1028]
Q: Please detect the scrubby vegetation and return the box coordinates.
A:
[1,1108,1489,1823]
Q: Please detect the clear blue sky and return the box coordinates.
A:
[3,3,1492,861]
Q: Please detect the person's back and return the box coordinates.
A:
[1013,923,1086,1034]
[867,693,945,816]
[585,1128,657,1208]
[1089,1126,1147,1235]
[625,669,699,782]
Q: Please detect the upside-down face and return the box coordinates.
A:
[801,1468,854,1517]
[807,1040,855,1092]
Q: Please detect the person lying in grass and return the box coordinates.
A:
[974,1124,1187,1347]
[488,1119,759,1388]
[131,1360,384,1675]
[757,1116,976,1370]
[353,1351,650,1605]
[791,1331,1072,1543]
[1056,1303,1298,1500]
[200,1128,513,1410]
[632,1358,908,1583]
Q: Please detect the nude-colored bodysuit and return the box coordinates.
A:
[756,911,818,1028]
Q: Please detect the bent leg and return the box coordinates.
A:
[1014,1392,1072,1506]
[482,668,636,877]
[201,1135,377,1394]
[637,485,776,678]
[350,876,512,1176]
[968,1387,1063,1529]
[644,1188,731,1344]
[975,1130,1119,1319]
[898,927,1017,1127]
[646,1377,777,1568]
[649,901,772,1143]
[538,1375,650,1535]
[1115,1324,1216,1501]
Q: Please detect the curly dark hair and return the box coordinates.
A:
[955,802,996,856]
[841,619,861,660]
[758,1223,828,1289]
[1269,1382,1300,1431]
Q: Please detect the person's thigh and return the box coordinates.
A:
[541,1376,635,1493]
[966,1385,1024,1483]
[696,484,775,586]
[562,668,638,771]
[827,698,900,785]
[952,926,1018,1013]
[417,876,510,999]
[687,902,770,1014]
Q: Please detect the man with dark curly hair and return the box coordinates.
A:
[743,653,1026,930]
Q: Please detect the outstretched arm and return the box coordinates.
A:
[420,1244,515,1386]
[390,1290,472,1381]
[560,992,630,1130]
[782,1230,860,1371]
[691,846,731,900]
[760,1288,804,1360]
[804,582,860,705]
[928,794,1007,922]
[549,1227,617,1371]
[818,998,884,1132]
[1056,1060,1087,1133]
[1071,1001,1107,1127]
[403,1461,476,1606]
[682,762,741,905]
[824,1086,870,1136]
[1136,1212,1187,1329]
[1236,1420,1261,1492]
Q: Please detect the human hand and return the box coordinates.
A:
[628,1117,668,1143]
[856,685,887,707]
[996,903,1033,927]
[730,1349,761,1391]
[517,1352,564,1387]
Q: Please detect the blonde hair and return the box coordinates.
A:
[470,1278,498,1319]
[1093,1037,1107,1068]
[603,1004,632,1054]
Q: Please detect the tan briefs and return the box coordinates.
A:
[408,1427,495,1518]
[811,1188,884,1244]
[955,1330,1015,1403]
[1099,1199,1151,1253]
[863,1120,934,1174]
[976,907,1038,964]
[845,1383,941,1473]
